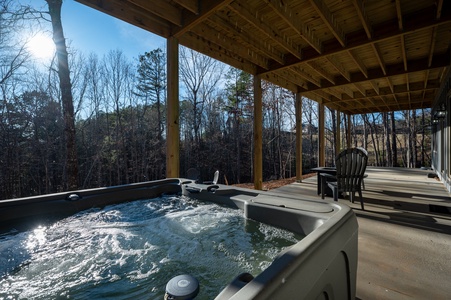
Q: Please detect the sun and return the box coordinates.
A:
[27,33,56,61]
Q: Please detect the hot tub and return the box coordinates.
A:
[0,179,358,299]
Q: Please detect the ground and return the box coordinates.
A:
[233,173,316,190]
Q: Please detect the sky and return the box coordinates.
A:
[60,1,165,60]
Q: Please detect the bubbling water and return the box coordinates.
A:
[0,195,302,299]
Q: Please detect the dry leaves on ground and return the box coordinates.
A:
[233,173,316,191]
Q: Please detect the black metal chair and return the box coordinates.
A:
[321,148,368,210]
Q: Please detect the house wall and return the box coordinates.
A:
[432,68,451,193]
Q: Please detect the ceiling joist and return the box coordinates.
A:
[308,0,346,47]
[264,0,322,53]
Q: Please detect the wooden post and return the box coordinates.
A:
[166,37,180,178]
[253,75,263,190]
[319,103,325,167]
[347,114,352,149]
[336,110,341,156]
[296,92,303,182]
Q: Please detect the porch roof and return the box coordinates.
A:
[75,0,450,115]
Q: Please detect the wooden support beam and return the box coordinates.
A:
[318,103,325,166]
[76,0,171,37]
[366,96,377,108]
[312,89,332,104]
[387,77,394,94]
[166,37,180,178]
[211,14,285,65]
[324,87,342,100]
[129,0,182,26]
[436,0,443,19]
[309,0,346,47]
[190,24,270,69]
[428,27,437,67]
[295,93,303,182]
[261,7,451,75]
[274,69,310,90]
[229,1,301,59]
[172,0,198,14]
[254,75,263,190]
[326,55,351,81]
[348,49,368,78]
[173,0,233,37]
[260,71,300,92]
[307,61,335,84]
[400,35,408,71]
[179,31,257,75]
[340,85,354,99]
[295,54,450,94]
[393,94,401,111]
[379,95,392,112]
[370,80,380,95]
[395,0,403,30]
[372,43,387,75]
[351,0,372,39]
[337,93,435,111]
[264,0,322,53]
[293,66,322,87]
[353,83,366,97]
[423,70,431,99]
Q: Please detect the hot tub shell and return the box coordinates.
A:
[0,179,358,299]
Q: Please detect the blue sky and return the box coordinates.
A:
[61,1,165,60]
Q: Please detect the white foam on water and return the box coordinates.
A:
[0,195,302,299]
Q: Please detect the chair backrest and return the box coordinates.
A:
[356,146,368,156]
[335,148,368,192]
[212,170,219,184]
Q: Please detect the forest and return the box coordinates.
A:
[0,1,432,200]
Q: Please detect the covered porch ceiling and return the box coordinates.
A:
[75,0,451,115]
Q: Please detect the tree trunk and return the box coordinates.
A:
[384,112,392,166]
[46,0,78,190]
[406,111,411,167]
[420,109,425,167]
[363,116,368,149]
[391,111,397,167]
[331,110,337,158]
[411,109,417,168]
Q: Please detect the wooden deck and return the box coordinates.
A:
[274,167,451,300]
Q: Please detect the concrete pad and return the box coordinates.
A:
[274,167,451,299]
[356,216,451,299]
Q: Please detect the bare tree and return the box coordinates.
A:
[136,48,166,140]
[391,111,398,166]
[46,0,78,190]
[103,49,133,184]
[180,47,223,145]
[383,112,392,166]
[302,98,317,169]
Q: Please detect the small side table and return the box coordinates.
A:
[311,167,337,196]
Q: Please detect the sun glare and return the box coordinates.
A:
[27,33,56,61]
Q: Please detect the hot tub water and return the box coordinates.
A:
[0,195,302,299]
